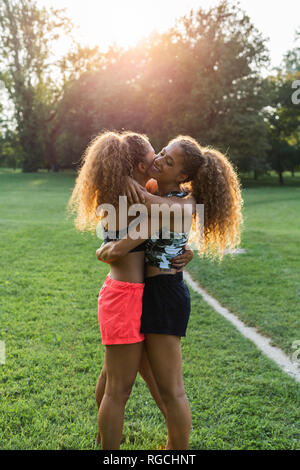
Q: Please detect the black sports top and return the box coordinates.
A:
[102,225,147,253]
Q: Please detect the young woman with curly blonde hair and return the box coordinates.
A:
[67,130,193,450]
[97,135,244,450]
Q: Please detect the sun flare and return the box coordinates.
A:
[41,0,216,52]
[38,0,300,67]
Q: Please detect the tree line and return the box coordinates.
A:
[0,0,299,184]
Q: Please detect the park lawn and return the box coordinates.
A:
[186,176,300,356]
[0,169,299,450]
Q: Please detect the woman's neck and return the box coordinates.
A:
[157,182,181,197]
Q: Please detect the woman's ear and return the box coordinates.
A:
[137,161,148,174]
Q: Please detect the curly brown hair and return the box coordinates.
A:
[67,130,151,232]
[169,135,244,262]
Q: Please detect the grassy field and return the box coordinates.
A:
[0,169,299,450]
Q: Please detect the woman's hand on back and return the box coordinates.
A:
[171,245,194,272]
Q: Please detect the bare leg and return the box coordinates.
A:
[138,346,167,419]
[144,334,191,450]
[95,344,168,416]
[97,342,143,450]
[95,363,106,410]
[95,343,171,448]
[138,346,171,449]
[95,363,106,446]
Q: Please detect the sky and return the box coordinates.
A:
[37,0,300,71]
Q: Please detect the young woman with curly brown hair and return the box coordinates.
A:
[97,135,244,450]
[67,130,193,450]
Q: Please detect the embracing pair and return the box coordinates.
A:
[68,131,243,450]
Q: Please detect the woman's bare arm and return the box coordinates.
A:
[96,237,194,270]
[96,235,147,263]
[126,177,195,213]
[97,178,195,264]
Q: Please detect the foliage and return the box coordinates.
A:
[0,0,299,181]
[283,29,300,74]
[264,33,300,185]
[56,1,271,174]
[0,0,72,171]
[0,129,22,169]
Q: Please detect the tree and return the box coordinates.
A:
[265,80,300,184]
[1,0,274,174]
[265,30,300,183]
[134,0,271,170]
[0,129,22,170]
[54,44,148,169]
[267,138,298,184]
[284,29,300,74]
[55,0,272,174]
[0,0,72,172]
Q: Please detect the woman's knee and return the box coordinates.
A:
[105,378,135,404]
[158,383,187,406]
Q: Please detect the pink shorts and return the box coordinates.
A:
[97,274,145,345]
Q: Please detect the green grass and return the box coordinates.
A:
[0,169,299,450]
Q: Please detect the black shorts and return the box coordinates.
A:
[141,272,191,337]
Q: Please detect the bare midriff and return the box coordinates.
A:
[108,251,145,283]
[105,212,146,284]
[108,254,178,282]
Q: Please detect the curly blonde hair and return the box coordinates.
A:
[169,135,244,262]
[67,130,151,232]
